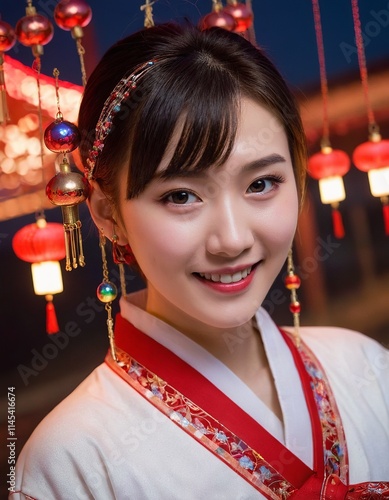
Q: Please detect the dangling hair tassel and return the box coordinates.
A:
[46,156,90,270]
[284,249,301,347]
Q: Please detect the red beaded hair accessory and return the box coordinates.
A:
[85,59,156,180]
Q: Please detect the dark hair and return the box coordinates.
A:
[78,23,306,207]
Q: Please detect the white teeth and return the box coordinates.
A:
[198,266,252,283]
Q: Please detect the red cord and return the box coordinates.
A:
[311,0,330,143]
[351,0,376,127]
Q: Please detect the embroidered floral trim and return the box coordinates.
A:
[297,343,348,483]
[108,331,352,499]
[113,348,297,500]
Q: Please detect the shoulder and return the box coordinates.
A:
[298,324,388,364]
[14,362,151,499]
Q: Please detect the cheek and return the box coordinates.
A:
[125,212,196,270]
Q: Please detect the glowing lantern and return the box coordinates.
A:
[353,132,389,234]
[308,146,350,238]
[12,217,66,334]
[223,0,253,32]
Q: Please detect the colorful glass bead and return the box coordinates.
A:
[0,21,16,52]
[289,302,301,314]
[97,281,118,303]
[54,0,92,31]
[284,274,301,290]
[223,1,253,32]
[16,14,54,47]
[44,119,81,153]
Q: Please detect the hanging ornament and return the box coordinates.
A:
[222,0,253,33]
[12,216,66,334]
[54,0,92,87]
[140,0,155,28]
[200,0,237,31]
[308,0,351,238]
[353,128,389,234]
[308,145,350,238]
[45,69,90,271]
[350,0,389,235]
[0,20,16,124]
[15,2,54,57]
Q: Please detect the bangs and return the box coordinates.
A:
[126,56,239,198]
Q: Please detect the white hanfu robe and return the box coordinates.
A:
[11,290,389,499]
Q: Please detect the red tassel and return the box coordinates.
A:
[331,207,345,239]
[382,204,389,236]
[46,298,59,335]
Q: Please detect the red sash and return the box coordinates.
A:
[106,314,389,499]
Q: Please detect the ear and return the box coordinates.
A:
[87,181,128,245]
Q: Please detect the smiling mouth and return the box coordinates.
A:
[194,265,255,284]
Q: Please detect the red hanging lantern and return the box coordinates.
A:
[223,0,253,33]
[308,146,350,238]
[15,4,54,57]
[0,19,16,124]
[200,0,237,31]
[12,217,66,334]
[353,131,389,235]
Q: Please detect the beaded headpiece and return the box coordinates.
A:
[85,59,156,180]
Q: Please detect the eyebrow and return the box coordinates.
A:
[155,153,287,180]
[241,153,286,172]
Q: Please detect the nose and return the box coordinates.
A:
[205,198,255,258]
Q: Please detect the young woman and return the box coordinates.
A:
[13,23,389,499]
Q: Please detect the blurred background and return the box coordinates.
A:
[1,1,389,494]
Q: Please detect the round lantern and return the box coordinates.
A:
[200,0,237,32]
[0,20,16,52]
[12,217,66,334]
[308,146,350,238]
[54,0,92,86]
[353,134,389,234]
[15,5,54,57]
[0,20,16,124]
[54,0,92,35]
[223,0,253,33]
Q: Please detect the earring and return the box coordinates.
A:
[97,228,118,362]
[112,233,127,297]
[284,248,301,347]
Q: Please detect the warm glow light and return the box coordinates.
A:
[31,261,63,295]
[26,137,41,156]
[368,167,389,197]
[318,176,346,204]
[18,113,40,133]
[1,157,16,174]
[4,124,19,141]
[21,76,39,99]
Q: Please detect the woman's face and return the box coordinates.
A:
[118,97,299,335]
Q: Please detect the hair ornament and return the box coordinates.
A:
[85,59,156,180]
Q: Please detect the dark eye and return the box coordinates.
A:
[164,191,199,204]
[247,177,282,194]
